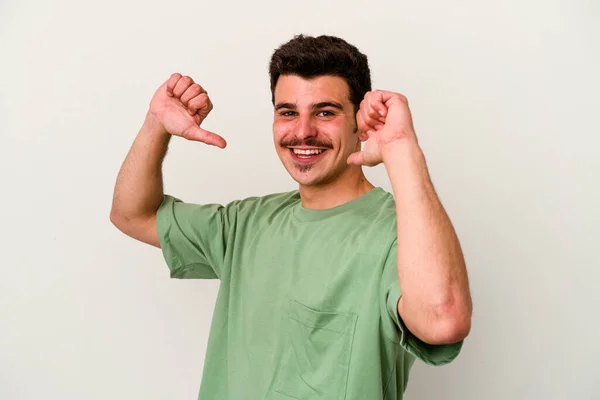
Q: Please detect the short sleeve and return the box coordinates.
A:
[381,240,463,366]
[156,194,231,279]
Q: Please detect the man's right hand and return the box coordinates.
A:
[148,73,227,148]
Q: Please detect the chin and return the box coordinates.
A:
[286,169,323,186]
[278,149,347,187]
[287,163,346,187]
[292,175,326,187]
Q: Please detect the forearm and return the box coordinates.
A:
[110,112,171,222]
[383,140,472,344]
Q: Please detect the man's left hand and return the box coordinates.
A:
[348,90,419,166]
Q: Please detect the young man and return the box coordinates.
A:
[110,35,472,399]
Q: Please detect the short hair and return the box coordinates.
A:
[269,34,372,111]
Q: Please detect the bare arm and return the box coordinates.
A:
[110,73,226,247]
[383,140,472,345]
[349,90,472,345]
[110,114,170,247]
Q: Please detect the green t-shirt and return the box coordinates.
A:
[156,187,462,400]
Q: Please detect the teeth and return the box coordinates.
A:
[292,149,324,155]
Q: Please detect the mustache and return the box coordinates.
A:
[280,138,333,149]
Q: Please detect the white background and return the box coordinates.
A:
[1,0,598,399]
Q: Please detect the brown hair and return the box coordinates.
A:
[269,34,372,111]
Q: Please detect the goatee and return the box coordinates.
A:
[295,163,314,173]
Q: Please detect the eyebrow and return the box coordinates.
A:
[274,101,345,111]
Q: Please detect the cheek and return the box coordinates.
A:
[321,118,356,149]
[273,120,291,142]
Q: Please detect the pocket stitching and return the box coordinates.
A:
[273,301,357,400]
[288,316,354,334]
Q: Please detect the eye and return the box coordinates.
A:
[280,111,297,117]
[317,110,335,117]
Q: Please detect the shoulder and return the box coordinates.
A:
[360,188,397,238]
[372,188,396,219]
[352,187,397,223]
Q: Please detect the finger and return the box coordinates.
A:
[182,126,227,148]
[356,110,369,134]
[347,151,365,166]
[358,131,369,141]
[180,83,206,107]
[366,106,381,120]
[357,100,377,132]
[372,91,388,116]
[187,93,212,116]
[172,75,194,98]
[166,73,182,97]
[367,93,387,122]
[359,106,380,132]
[373,90,405,106]
[366,106,386,124]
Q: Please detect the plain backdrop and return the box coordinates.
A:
[1,0,599,399]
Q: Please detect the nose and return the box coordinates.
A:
[295,114,317,140]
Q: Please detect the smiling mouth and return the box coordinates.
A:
[288,147,328,163]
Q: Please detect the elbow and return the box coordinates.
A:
[409,299,471,345]
[109,210,124,228]
[427,301,472,345]
[433,312,471,344]
[109,209,133,232]
[400,296,472,345]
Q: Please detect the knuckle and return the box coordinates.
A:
[190,93,209,110]
[196,92,208,104]
[357,119,368,132]
[190,83,201,92]
[188,99,200,110]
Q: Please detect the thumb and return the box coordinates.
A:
[347,151,365,166]
[183,126,227,148]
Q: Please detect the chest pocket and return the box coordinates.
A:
[273,300,358,400]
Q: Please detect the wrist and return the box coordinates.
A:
[143,111,170,140]
[381,137,423,165]
[382,137,431,190]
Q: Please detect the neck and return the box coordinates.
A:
[299,167,375,210]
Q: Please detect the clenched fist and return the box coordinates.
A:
[347,90,418,166]
[148,73,226,148]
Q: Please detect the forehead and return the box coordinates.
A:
[274,75,351,107]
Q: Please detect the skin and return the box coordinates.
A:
[272,75,374,209]
[110,72,472,346]
[351,90,472,344]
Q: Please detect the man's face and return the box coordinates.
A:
[273,75,360,187]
